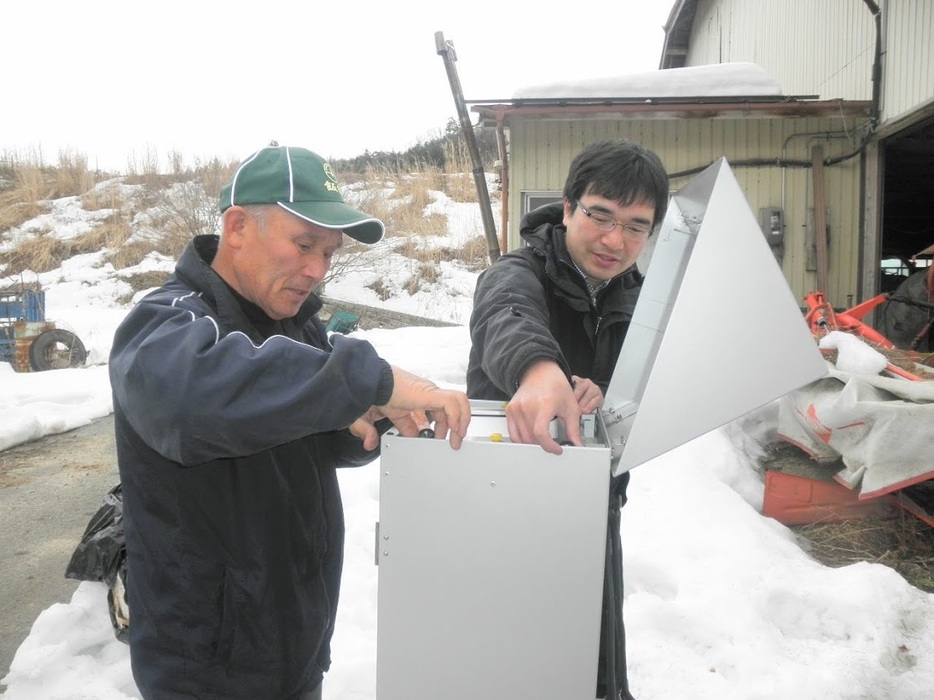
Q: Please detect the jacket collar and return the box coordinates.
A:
[177,235,322,337]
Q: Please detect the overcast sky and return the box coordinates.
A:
[2,0,673,172]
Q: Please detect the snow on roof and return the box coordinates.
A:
[512,62,783,100]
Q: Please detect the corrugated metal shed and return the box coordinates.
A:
[883,0,934,120]
[471,0,933,311]
[657,0,934,305]
[662,0,933,125]
[472,81,871,307]
[664,0,876,102]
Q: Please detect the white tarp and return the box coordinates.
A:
[778,363,934,499]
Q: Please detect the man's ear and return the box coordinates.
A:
[222,207,248,249]
[562,197,573,227]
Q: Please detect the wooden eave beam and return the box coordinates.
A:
[473,100,873,123]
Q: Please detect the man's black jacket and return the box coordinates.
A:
[466,201,642,401]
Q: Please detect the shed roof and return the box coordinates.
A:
[469,63,870,125]
[660,0,699,69]
[513,63,781,100]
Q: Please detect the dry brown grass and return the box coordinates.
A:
[393,171,442,211]
[124,149,164,188]
[2,176,213,277]
[150,183,219,248]
[5,162,53,201]
[113,270,172,305]
[4,233,65,274]
[105,240,157,270]
[443,172,479,203]
[443,236,492,271]
[441,140,483,203]
[0,151,105,238]
[367,278,391,301]
[3,151,98,197]
[82,214,134,252]
[0,200,45,232]
[346,142,487,207]
[796,509,934,592]
[348,164,448,238]
[81,182,126,212]
[0,162,53,232]
[763,442,934,593]
[403,262,442,296]
[393,229,490,272]
[54,150,97,198]
[124,151,239,194]
[329,157,492,294]
[2,150,487,285]
[3,213,136,276]
[196,156,239,201]
[392,234,490,292]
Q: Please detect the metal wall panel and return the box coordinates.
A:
[685,0,875,101]
[508,116,864,307]
[683,0,933,123]
[883,0,934,120]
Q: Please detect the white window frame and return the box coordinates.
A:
[521,191,563,215]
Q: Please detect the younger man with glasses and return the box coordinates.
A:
[466,139,669,700]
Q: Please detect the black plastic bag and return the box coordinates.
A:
[66,483,124,585]
[65,483,129,642]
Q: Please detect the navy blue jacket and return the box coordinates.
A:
[109,235,393,699]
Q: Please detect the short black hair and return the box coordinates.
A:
[562,139,670,229]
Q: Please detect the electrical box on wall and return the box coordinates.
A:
[759,207,784,261]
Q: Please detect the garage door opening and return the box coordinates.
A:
[877,118,934,350]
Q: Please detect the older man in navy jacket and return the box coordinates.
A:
[110,145,470,700]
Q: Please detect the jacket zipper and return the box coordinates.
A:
[561,257,606,342]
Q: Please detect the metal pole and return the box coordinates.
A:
[811,145,830,296]
[494,114,509,255]
[434,31,500,264]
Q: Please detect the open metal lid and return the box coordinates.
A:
[601,158,827,475]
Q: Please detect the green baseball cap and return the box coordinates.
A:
[219,146,385,244]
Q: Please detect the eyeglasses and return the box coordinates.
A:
[576,200,652,239]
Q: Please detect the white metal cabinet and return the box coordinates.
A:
[377,415,610,700]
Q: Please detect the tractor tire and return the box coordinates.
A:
[28,329,88,371]
[877,271,931,351]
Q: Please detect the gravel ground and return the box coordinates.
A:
[0,415,119,679]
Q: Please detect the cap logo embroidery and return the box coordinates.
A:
[323,163,339,193]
